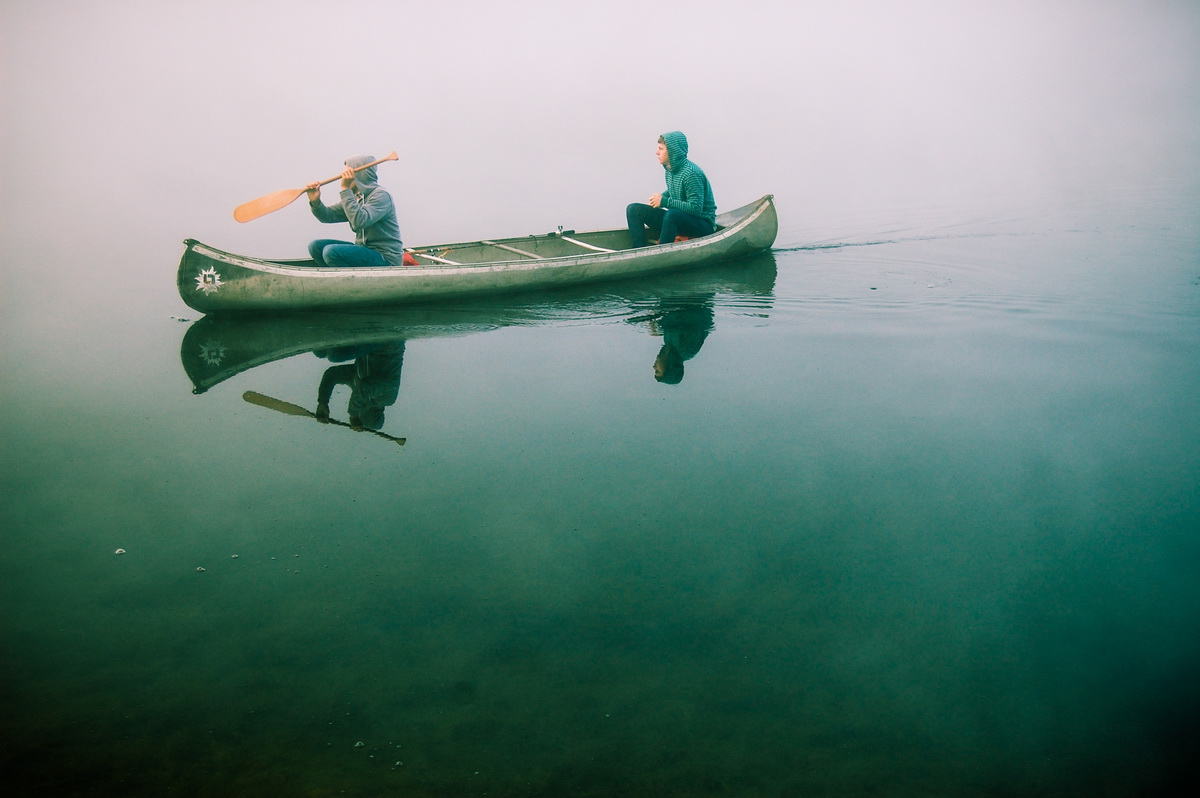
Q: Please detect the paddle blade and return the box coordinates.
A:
[233,187,306,223]
[243,391,314,417]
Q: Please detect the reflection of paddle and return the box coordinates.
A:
[242,391,406,446]
[233,152,399,223]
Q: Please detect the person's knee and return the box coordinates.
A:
[322,245,348,267]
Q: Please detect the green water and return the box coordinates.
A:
[2,184,1198,796]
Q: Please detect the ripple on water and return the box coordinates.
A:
[763,182,1199,331]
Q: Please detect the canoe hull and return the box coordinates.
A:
[178,195,777,312]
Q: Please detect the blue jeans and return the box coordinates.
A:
[626,203,714,248]
[307,239,388,267]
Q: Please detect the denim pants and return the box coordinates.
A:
[307,239,388,267]
[626,203,715,247]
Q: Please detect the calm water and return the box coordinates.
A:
[3,2,1200,795]
[2,179,1198,797]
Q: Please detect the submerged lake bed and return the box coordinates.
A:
[2,178,1198,796]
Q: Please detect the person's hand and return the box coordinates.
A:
[649,193,662,209]
[306,182,320,203]
[315,401,330,422]
[340,166,356,190]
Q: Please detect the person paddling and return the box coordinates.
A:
[306,155,404,267]
[626,131,717,247]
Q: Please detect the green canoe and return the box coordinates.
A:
[177,195,777,312]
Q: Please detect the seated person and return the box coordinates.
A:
[626,131,717,247]
[306,155,404,267]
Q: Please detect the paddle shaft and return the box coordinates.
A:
[233,151,398,223]
[242,391,406,445]
[309,151,399,191]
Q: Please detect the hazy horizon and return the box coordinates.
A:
[2,0,1197,263]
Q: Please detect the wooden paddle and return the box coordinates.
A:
[243,391,406,446]
[233,151,399,223]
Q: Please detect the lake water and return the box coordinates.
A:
[2,3,1199,796]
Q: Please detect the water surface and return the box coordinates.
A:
[3,181,1198,796]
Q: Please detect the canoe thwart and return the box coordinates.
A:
[408,250,461,265]
[480,240,544,260]
[558,235,616,253]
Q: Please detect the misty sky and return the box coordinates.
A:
[2,0,1198,260]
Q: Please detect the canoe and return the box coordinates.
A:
[180,251,778,393]
[177,194,777,312]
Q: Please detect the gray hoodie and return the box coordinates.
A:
[310,155,404,266]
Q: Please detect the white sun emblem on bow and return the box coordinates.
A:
[196,267,224,294]
[198,340,227,366]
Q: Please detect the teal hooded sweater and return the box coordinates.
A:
[310,155,405,266]
[659,131,717,224]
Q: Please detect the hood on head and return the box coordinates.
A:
[660,131,689,169]
[348,390,386,429]
[344,155,378,190]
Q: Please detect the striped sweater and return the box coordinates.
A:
[660,131,717,224]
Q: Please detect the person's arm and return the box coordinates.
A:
[340,187,394,230]
[307,183,348,224]
[316,364,356,421]
[655,181,673,208]
[660,169,706,217]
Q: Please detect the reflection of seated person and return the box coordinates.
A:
[313,341,405,429]
[649,303,714,384]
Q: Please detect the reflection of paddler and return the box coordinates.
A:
[649,303,714,384]
[314,341,405,430]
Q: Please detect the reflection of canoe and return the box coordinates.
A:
[177,195,777,312]
[180,252,776,393]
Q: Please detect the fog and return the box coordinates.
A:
[2,0,1198,293]
[2,5,1199,794]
